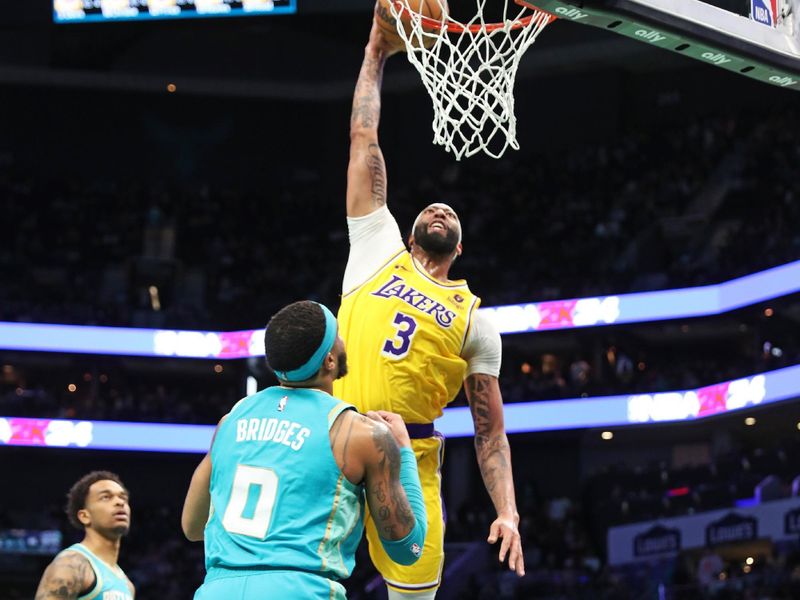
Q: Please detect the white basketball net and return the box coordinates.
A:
[389,0,554,160]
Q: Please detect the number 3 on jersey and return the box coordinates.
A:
[382,312,418,359]
[222,465,279,539]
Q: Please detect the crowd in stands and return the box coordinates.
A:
[0,362,242,424]
[2,89,800,599]
[1,107,798,332]
[2,406,798,598]
[587,438,800,528]
[449,435,800,600]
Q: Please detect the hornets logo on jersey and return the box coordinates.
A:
[334,251,480,423]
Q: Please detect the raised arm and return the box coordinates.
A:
[347,19,396,218]
[35,552,94,600]
[465,373,525,576]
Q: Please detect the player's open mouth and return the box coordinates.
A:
[429,221,446,232]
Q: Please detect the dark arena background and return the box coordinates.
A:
[1,0,800,597]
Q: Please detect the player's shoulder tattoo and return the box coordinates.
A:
[35,551,94,600]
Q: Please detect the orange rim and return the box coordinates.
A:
[390,0,556,34]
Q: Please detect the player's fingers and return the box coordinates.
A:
[509,538,525,576]
[366,411,390,424]
[375,410,399,422]
[498,528,512,562]
[516,555,526,576]
[487,522,500,544]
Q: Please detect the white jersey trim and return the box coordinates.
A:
[343,205,405,296]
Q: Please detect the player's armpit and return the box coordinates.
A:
[35,552,94,600]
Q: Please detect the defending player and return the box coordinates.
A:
[35,471,135,600]
[334,13,525,597]
[182,300,427,600]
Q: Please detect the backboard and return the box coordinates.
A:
[522,0,800,89]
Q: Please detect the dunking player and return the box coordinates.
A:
[182,300,427,600]
[35,471,135,600]
[334,15,525,599]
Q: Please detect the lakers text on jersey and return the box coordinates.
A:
[334,250,480,423]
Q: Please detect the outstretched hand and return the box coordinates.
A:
[488,514,525,576]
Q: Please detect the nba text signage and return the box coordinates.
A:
[608,497,800,566]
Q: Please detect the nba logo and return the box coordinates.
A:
[751,0,777,26]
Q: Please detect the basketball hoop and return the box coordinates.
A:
[389,0,556,160]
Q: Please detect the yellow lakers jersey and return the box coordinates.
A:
[334,250,480,424]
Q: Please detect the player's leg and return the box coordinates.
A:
[365,435,446,596]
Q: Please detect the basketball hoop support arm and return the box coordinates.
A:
[520,0,800,90]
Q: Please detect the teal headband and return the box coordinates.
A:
[274,303,338,382]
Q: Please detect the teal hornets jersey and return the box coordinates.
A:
[205,386,365,583]
[60,543,132,600]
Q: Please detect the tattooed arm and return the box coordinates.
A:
[346,17,397,218]
[363,412,427,565]
[330,409,425,564]
[465,373,525,576]
[35,551,95,600]
[362,415,416,541]
[332,410,415,539]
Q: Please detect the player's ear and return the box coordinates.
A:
[323,351,336,374]
[78,508,91,527]
[455,241,463,257]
